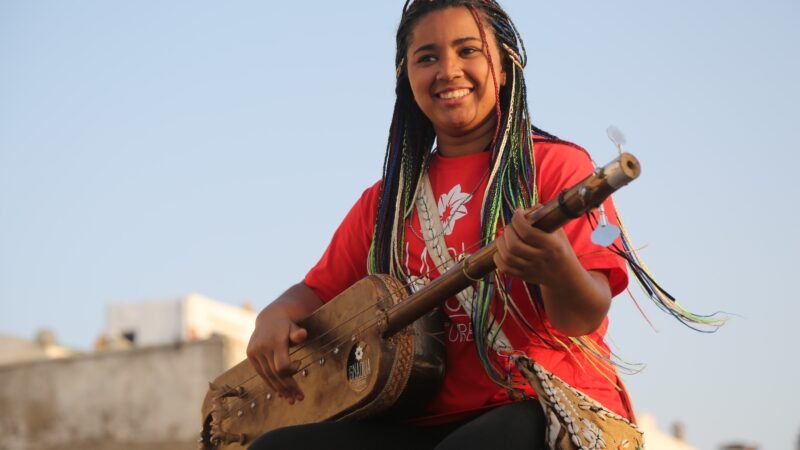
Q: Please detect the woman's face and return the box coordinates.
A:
[405,7,506,139]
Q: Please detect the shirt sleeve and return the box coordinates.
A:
[303,181,382,303]
[534,139,629,297]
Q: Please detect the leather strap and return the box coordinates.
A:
[415,174,511,351]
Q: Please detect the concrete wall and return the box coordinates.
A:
[0,334,76,366]
[0,332,702,450]
[0,336,238,450]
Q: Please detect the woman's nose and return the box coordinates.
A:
[436,52,463,81]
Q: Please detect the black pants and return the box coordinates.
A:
[248,400,546,450]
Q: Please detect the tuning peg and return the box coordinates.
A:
[606,125,627,155]
[211,384,246,399]
[590,202,621,247]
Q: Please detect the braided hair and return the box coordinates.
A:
[368,0,553,382]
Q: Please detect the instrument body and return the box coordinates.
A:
[200,274,446,449]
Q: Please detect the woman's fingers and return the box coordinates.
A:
[273,339,297,377]
[249,334,303,403]
[249,354,271,390]
[274,324,307,376]
[496,215,541,264]
[264,351,300,401]
[251,352,281,395]
[509,208,553,248]
[495,231,531,277]
[289,323,308,345]
[272,332,305,403]
[494,209,573,283]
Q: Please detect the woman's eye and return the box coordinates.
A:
[416,54,437,63]
[460,47,481,57]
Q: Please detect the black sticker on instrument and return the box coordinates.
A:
[346,341,372,392]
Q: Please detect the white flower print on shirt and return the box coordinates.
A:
[405,186,477,344]
[438,184,472,235]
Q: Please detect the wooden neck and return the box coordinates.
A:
[381,153,641,337]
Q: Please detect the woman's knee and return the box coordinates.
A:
[248,424,303,450]
[248,420,434,450]
[435,400,546,450]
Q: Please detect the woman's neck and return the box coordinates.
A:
[435,115,496,157]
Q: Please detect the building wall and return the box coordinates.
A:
[0,336,237,450]
[104,298,184,347]
[0,329,703,450]
[183,294,255,346]
[103,294,255,348]
[638,415,699,450]
[0,334,76,366]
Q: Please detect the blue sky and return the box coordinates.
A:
[1,1,798,448]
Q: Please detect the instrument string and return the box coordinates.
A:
[286,238,485,360]
[216,213,608,411]
[210,164,655,421]
[214,237,489,410]
[217,251,479,413]
[216,196,616,411]
[217,213,640,415]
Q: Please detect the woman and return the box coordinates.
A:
[247,1,633,448]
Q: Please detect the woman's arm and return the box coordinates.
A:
[493,208,612,336]
[246,282,324,403]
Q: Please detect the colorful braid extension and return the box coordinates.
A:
[371,0,546,383]
[610,213,728,332]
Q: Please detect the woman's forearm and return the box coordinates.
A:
[539,265,612,337]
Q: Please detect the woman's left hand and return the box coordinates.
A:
[493,208,577,285]
[493,208,613,336]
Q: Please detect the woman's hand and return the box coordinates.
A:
[493,208,612,336]
[246,283,323,404]
[247,310,307,403]
[493,208,575,286]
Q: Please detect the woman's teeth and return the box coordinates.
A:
[438,89,470,100]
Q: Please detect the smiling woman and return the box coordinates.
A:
[243,1,636,449]
[406,8,506,154]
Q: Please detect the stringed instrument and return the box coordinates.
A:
[199,153,641,450]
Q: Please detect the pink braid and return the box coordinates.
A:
[469,5,502,149]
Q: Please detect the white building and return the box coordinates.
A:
[101,293,256,352]
[638,414,699,450]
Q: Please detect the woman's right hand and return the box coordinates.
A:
[246,283,323,404]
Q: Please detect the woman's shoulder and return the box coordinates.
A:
[363,179,383,194]
[362,179,383,203]
[346,179,383,216]
[532,134,595,177]
[532,134,593,165]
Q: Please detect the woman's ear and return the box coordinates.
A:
[497,51,512,88]
[498,58,508,88]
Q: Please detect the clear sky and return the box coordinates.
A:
[1,1,798,448]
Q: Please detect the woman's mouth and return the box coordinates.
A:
[437,88,472,100]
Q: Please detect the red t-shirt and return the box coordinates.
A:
[304,138,632,423]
